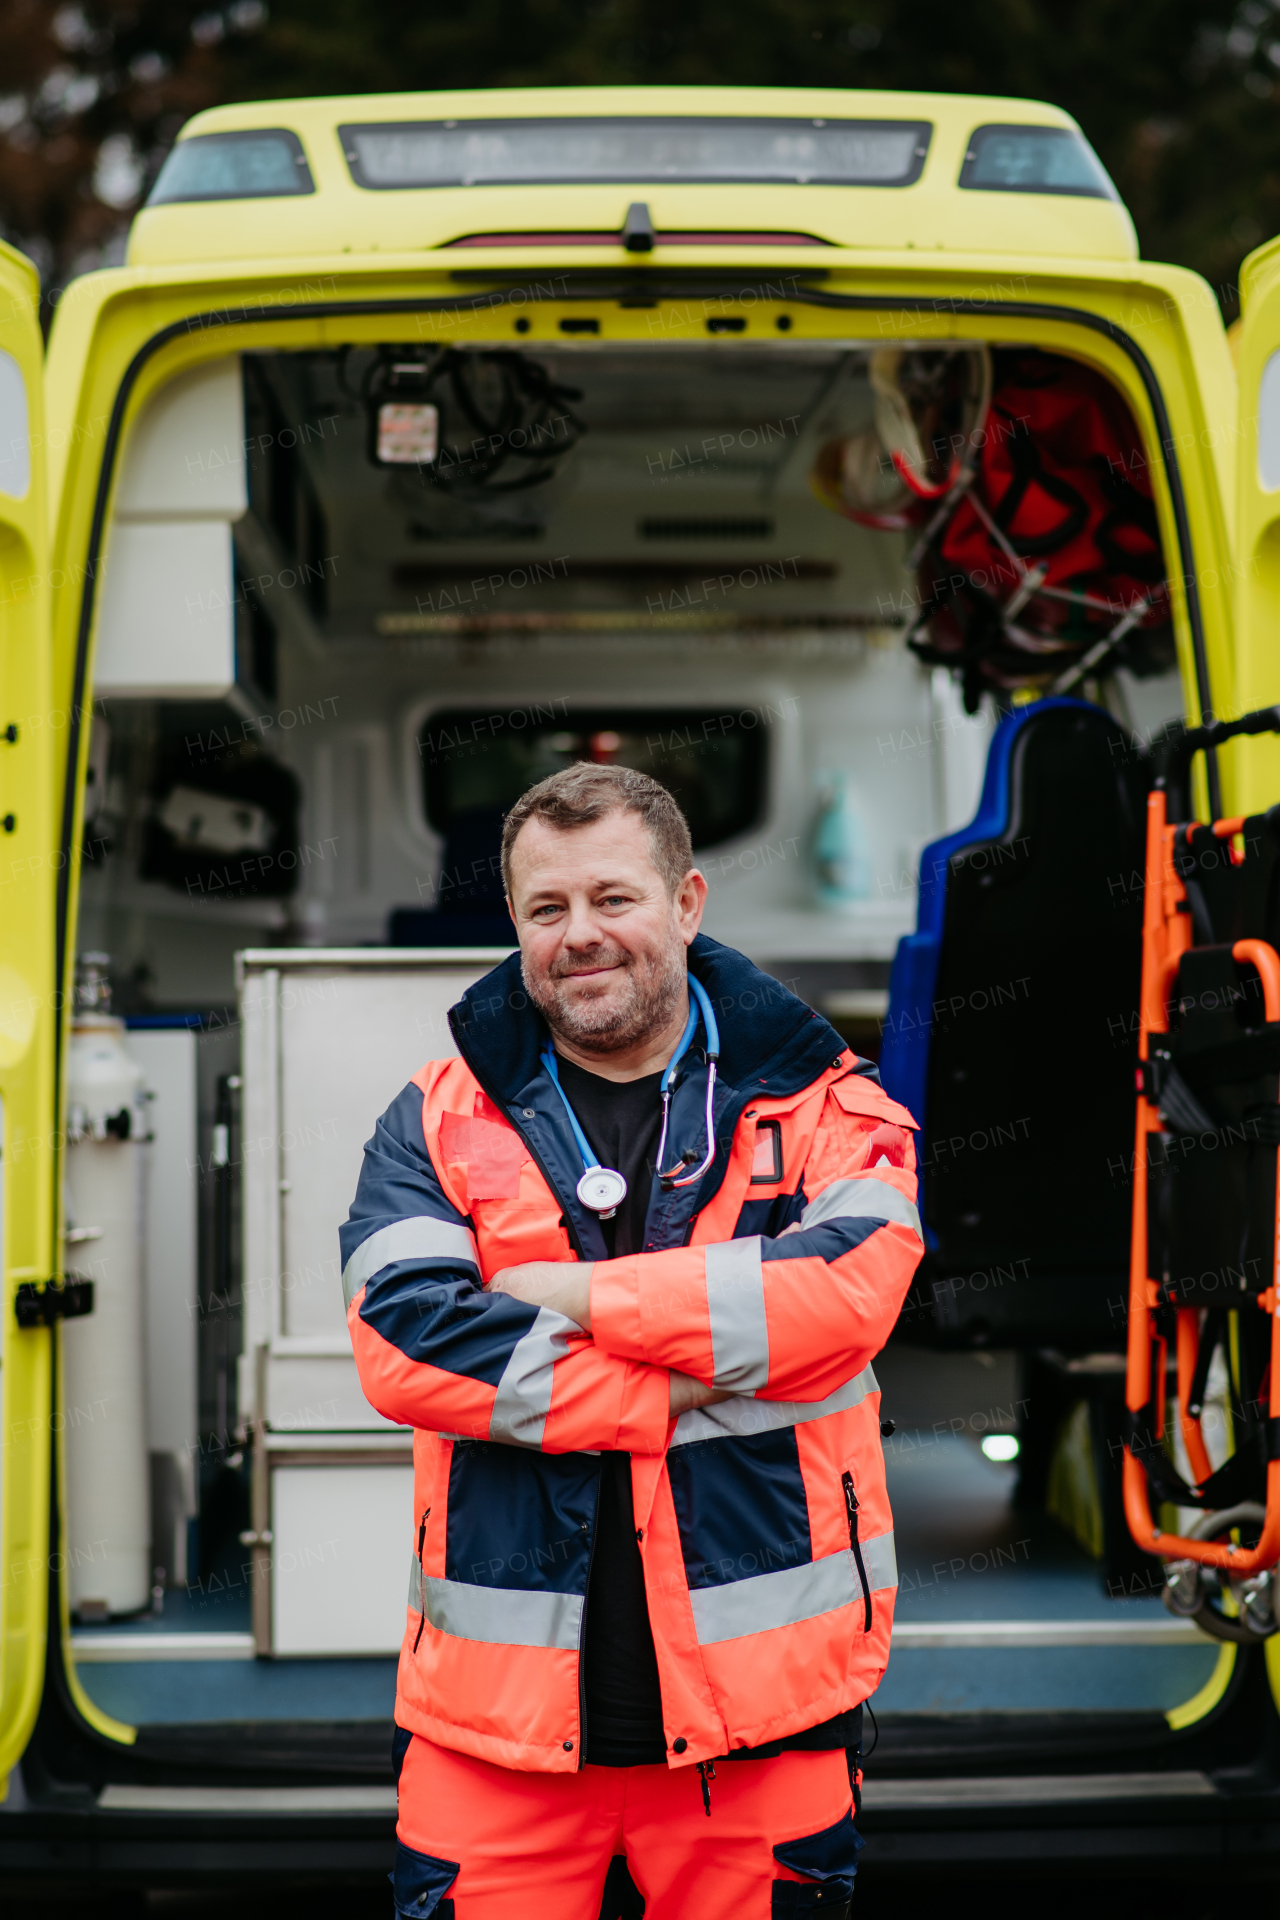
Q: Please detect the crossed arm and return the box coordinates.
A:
[345,1082,922,1451]
[489,1260,724,1418]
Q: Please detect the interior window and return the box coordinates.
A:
[420,707,768,852]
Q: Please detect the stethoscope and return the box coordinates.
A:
[540,976,721,1217]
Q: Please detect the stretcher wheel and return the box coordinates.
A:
[1163,1504,1277,1644]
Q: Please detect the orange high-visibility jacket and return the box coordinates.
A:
[344,938,922,1773]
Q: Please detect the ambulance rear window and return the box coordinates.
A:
[339,117,932,190]
[958,124,1118,199]
[147,129,315,204]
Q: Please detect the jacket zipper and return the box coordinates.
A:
[575,1461,603,1768]
[451,1022,608,1767]
[842,1470,873,1633]
[452,1012,754,1256]
[449,1026,590,1258]
[412,1506,431,1654]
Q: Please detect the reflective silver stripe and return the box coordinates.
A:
[342,1215,479,1308]
[798,1176,922,1242]
[671,1364,880,1447]
[862,1527,898,1594]
[690,1547,855,1646]
[489,1306,577,1448]
[418,1575,583,1650]
[705,1236,768,1392]
[408,1553,423,1611]
[689,1531,897,1646]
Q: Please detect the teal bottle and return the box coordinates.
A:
[813,773,872,907]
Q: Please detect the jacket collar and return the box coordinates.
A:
[448,933,847,1103]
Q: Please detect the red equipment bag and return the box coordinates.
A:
[910,350,1173,709]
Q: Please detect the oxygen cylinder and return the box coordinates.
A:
[63,953,150,1617]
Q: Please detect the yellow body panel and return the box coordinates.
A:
[20,85,1264,1755]
[0,240,57,1783]
[126,86,1138,268]
[1227,231,1280,809]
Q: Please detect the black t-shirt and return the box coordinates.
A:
[551,1051,863,1768]
[554,1054,667,1765]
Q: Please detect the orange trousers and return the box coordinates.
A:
[393,1733,861,1919]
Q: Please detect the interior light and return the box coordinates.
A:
[981,1434,1020,1463]
[376,402,438,465]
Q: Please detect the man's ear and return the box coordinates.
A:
[506,896,517,928]
[676,868,709,944]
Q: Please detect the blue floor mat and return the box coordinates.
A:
[889,1431,1151,1619]
[873,1431,1220,1713]
[76,1581,252,1636]
[76,1657,398,1725]
[868,1644,1221,1714]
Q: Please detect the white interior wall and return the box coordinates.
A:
[94,357,247,699]
[78,346,1187,1011]
[264,633,942,964]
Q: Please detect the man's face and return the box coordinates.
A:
[507,808,707,1054]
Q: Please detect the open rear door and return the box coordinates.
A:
[0,242,56,1785]
[1233,235,1280,809]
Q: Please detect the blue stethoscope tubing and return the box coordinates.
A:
[540,975,721,1215]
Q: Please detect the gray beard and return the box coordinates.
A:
[523,939,687,1056]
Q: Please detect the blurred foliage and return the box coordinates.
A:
[5,0,1280,317]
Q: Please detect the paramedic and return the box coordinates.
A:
[343,763,922,1918]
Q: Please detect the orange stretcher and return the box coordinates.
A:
[1125,706,1280,1641]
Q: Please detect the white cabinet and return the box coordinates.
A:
[236,946,508,1652]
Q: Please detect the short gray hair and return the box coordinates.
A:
[501,762,694,896]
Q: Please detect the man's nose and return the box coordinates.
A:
[560,898,606,948]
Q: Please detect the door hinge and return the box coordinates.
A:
[14,1278,95,1327]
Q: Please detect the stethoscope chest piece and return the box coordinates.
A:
[540,975,721,1224]
[576,1166,627,1217]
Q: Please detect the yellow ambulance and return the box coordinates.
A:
[2,84,1279,1880]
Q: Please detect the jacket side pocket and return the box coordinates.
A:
[772,1808,864,1917]
[841,1470,872,1631]
[389,1838,460,1918]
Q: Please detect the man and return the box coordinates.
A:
[343,764,922,1918]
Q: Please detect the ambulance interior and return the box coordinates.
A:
[54,331,1221,1774]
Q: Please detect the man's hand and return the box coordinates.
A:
[489,1261,594,1330]
[668,1371,729,1419]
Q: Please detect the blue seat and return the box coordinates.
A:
[879,698,1148,1345]
[388,805,513,948]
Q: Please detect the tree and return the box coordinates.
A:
[4,0,1280,319]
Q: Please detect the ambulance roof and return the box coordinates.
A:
[126,85,1138,269]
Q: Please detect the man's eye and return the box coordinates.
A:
[532,903,562,919]
[601,894,630,907]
